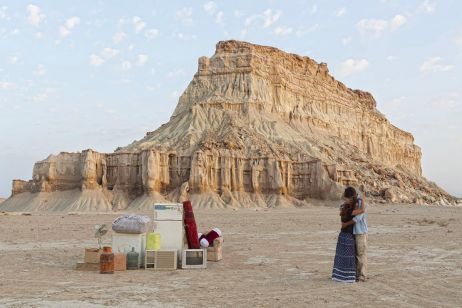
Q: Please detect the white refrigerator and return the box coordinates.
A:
[153,203,185,262]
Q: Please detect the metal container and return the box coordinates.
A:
[127,247,139,270]
[100,246,114,274]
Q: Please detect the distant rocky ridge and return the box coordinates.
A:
[1,40,455,211]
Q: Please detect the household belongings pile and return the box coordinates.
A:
[76,201,223,273]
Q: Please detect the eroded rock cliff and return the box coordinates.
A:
[1,40,455,211]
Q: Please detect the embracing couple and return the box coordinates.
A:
[332,186,368,283]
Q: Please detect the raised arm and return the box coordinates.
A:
[352,197,366,216]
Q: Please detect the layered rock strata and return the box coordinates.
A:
[2,40,454,211]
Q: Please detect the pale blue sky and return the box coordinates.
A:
[0,0,461,197]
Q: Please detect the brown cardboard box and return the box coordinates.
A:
[207,237,223,261]
[114,253,127,271]
[76,261,99,271]
[84,248,102,264]
[207,246,222,253]
[212,237,223,248]
[207,250,222,262]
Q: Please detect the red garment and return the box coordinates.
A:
[183,201,200,249]
[199,228,222,248]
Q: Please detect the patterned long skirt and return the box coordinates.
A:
[332,231,356,283]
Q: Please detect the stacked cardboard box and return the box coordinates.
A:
[114,252,127,271]
[207,237,223,262]
[76,248,102,271]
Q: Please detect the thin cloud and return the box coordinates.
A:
[145,28,159,40]
[387,55,397,62]
[203,1,217,15]
[274,26,292,36]
[245,9,281,28]
[0,81,16,90]
[171,90,181,99]
[136,54,148,66]
[420,57,454,74]
[113,31,126,44]
[33,64,46,76]
[30,87,56,102]
[428,92,460,110]
[146,84,160,92]
[215,11,224,25]
[262,9,281,28]
[100,48,119,59]
[0,6,9,21]
[356,18,388,38]
[167,68,186,78]
[455,32,462,46]
[132,16,146,33]
[384,96,407,110]
[88,47,120,67]
[233,10,245,18]
[390,15,407,31]
[335,7,347,17]
[26,4,45,26]
[203,2,224,25]
[59,16,80,38]
[9,56,19,65]
[295,24,319,37]
[357,14,407,38]
[121,60,132,71]
[176,7,193,26]
[174,32,197,41]
[419,0,436,14]
[341,37,352,45]
[89,54,104,67]
[338,59,369,77]
[309,5,317,15]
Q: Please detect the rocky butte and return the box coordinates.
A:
[1,40,455,211]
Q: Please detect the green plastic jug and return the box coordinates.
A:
[126,247,139,270]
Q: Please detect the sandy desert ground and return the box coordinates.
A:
[0,203,461,307]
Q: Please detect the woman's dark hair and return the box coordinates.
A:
[343,186,358,209]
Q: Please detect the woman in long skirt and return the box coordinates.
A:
[332,201,356,283]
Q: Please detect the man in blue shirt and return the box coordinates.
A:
[352,195,368,282]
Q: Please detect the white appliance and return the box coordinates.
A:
[112,233,146,267]
[182,249,207,269]
[153,203,185,262]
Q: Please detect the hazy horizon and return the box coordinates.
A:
[0,1,461,198]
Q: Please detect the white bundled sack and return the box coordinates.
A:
[112,215,151,234]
